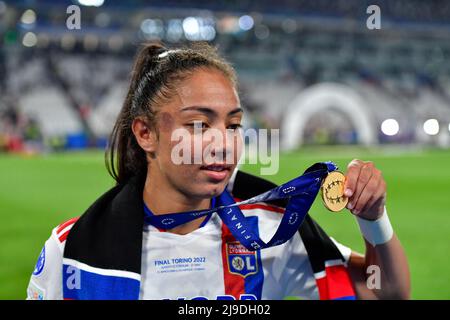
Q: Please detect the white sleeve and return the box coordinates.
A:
[26,228,64,300]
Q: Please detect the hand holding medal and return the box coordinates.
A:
[321,159,387,221]
[321,171,348,212]
[341,159,387,221]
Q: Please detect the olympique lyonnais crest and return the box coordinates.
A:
[226,241,259,277]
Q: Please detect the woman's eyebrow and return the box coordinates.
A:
[180,106,243,116]
[228,107,244,116]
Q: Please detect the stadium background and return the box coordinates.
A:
[0,0,449,299]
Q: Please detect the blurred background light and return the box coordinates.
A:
[0,1,6,15]
[22,31,37,47]
[20,9,36,25]
[423,119,440,136]
[182,16,216,41]
[281,18,297,33]
[166,19,183,42]
[254,24,270,40]
[83,34,99,51]
[61,34,76,51]
[238,15,254,31]
[183,17,200,38]
[381,119,400,136]
[78,0,105,7]
[140,19,164,40]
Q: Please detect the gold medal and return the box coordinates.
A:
[321,171,348,212]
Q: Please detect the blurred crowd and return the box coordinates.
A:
[1,0,450,153]
[0,105,43,154]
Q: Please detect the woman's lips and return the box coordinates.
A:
[200,164,231,181]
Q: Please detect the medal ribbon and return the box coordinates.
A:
[144,161,338,251]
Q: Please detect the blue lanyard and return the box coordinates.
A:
[144,198,215,229]
[143,162,338,251]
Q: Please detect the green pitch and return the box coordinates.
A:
[0,146,449,299]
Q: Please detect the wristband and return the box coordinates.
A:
[356,207,394,246]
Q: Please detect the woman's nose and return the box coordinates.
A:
[204,127,241,162]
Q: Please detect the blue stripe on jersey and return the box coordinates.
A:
[243,216,264,299]
[333,295,356,300]
[62,264,140,300]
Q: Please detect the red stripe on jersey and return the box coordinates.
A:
[315,264,356,300]
[57,217,79,234]
[315,274,330,300]
[58,230,71,243]
[221,223,246,299]
[57,217,80,243]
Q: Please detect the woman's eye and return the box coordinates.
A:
[228,124,242,131]
[187,121,208,129]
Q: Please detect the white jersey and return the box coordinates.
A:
[27,202,352,300]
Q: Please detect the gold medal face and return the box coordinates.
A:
[321,171,348,212]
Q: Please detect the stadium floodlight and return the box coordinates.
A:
[200,26,216,41]
[183,17,200,38]
[20,9,36,25]
[140,19,164,39]
[423,119,439,136]
[78,0,104,7]
[381,119,399,136]
[22,32,37,47]
[183,17,216,41]
[239,15,254,31]
[167,19,183,42]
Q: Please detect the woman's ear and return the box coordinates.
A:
[132,117,158,153]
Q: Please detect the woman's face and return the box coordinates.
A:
[149,68,243,199]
